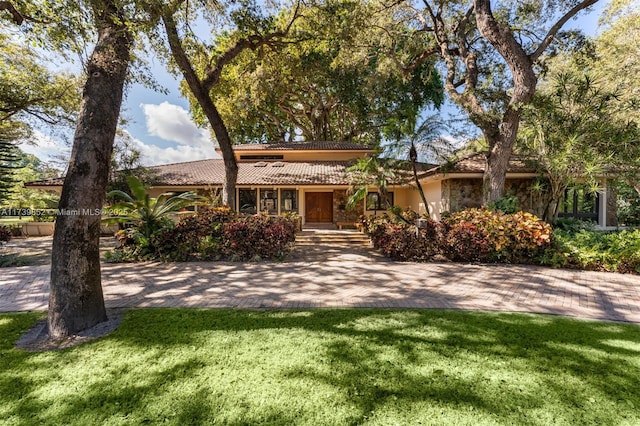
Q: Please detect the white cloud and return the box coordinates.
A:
[140,101,212,148]
[18,131,70,169]
[118,130,219,166]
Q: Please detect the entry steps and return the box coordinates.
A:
[295,229,371,247]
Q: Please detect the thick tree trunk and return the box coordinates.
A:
[483,109,522,203]
[475,0,537,204]
[48,0,131,338]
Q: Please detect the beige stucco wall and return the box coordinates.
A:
[398,181,444,220]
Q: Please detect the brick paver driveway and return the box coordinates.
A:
[1,243,639,323]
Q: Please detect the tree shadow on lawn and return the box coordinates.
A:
[2,309,640,425]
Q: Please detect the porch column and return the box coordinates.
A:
[598,179,607,228]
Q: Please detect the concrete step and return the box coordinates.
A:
[295,230,371,247]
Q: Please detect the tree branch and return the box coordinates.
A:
[201,0,301,91]
[530,0,599,62]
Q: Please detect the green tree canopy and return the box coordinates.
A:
[378,0,602,203]
[0,30,80,202]
[209,0,443,144]
[518,53,639,221]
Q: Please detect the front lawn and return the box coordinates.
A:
[2,309,639,425]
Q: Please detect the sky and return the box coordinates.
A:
[19,2,607,169]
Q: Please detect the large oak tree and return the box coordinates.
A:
[397,0,600,202]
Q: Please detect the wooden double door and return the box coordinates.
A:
[305,192,333,223]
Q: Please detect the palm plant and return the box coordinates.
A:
[346,152,398,211]
[105,176,204,240]
[387,115,454,217]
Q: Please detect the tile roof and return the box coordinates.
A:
[26,153,536,189]
[149,159,357,186]
[23,159,378,188]
[228,141,374,151]
[421,152,537,177]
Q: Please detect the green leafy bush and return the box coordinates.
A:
[487,193,519,214]
[546,229,640,274]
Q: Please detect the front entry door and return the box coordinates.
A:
[305,192,333,223]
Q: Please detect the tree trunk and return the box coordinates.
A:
[48,0,131,338]
[162,13,238,209]
[410,143,431,217]
[475,0,537,204]
[482,109,522,203]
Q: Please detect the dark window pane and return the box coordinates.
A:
[366,192,393,210]
[239,189,257,214]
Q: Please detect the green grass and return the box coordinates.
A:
[2,309,640,425]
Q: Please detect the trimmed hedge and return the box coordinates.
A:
[110,207,298,262]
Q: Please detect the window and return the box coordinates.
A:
[281,189,298,213]
[366,192,394,211]
[260,189,278,214]
[559,186,599,221]
[239,155,284,160]
[238,189,257,214]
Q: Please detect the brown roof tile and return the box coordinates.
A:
[422,152,537,177]
[151,159,356,186]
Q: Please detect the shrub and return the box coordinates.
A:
[0,226,11,246]
[153,207,236,261]
[551,217,595,233]
[546,229,640,274]
[487,193,519,214]
[360,214,440,261]
[440,221,490,262]
[441,209,552,263]
[150,209,297,262]
[222,213,297,261]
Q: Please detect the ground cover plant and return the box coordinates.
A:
[1,309,639,425]
[545,228,640,274]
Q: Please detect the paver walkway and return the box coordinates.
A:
[1,241,640,323]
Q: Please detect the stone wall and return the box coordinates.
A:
[443,178,483,213]
[333,189,362,223]
[443,177,550,218]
